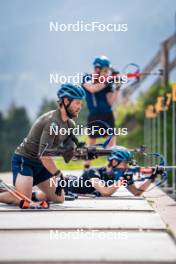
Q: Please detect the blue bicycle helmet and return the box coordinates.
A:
[108,146,132,162]
[57,83,86,100]
[93,56,111,68]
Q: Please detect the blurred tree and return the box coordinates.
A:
[37,98,57,117]
[0,104,31,172]
[37,98,88,126]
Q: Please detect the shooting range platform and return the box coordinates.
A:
[0,171,176,264]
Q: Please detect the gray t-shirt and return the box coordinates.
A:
[15,108,75,162]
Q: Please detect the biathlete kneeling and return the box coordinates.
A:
[0,83,86,205]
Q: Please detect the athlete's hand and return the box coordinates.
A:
[58,137,76,163]
[123,172,134,186]
[149,166,164,182]
[62,147,75,163]
[87,151,98,160]
[55,172,64,196]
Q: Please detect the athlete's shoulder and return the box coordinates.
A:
[34,109,58,129]
[38,110,56,120]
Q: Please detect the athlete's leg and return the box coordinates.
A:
[32,190,47,201]
[15,174,33,197]
[0,174,33,204]
[37,176,64,203]
[1,153,34,204]
[0,191,19,204]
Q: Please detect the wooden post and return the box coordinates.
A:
[160,42,169,87]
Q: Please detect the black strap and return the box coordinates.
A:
[62,99,73,118]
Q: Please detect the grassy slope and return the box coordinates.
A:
[55,156,107,170]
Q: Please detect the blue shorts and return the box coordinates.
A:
[11,153,53,186]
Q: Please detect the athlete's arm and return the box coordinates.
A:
[83,81,106,93]
[90,178,119,196]
[127,180,152,196]
[126,168,159,196]
[106,90,119,106]
[38,124,61,175]
[40,156,58,174]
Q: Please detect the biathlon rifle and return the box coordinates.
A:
[111,63,164,88]
[42,129,148,162]
[42,134,113,162]
[72,143,148,161]
[105,152,176,191]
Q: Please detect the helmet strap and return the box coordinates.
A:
[62,99,74,119]
[108,160,121,169]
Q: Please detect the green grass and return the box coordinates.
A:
[55,156,108,170]
[54,135,110,170]
[117,125,143,149]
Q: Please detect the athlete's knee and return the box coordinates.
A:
[52,194,65,203]
[46,192,65,203]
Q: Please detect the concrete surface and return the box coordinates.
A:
[0,199,154,211]
[0,171,176,263]
[0,230,176,263]
[0,211,165,230]
[144,186,176,238]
